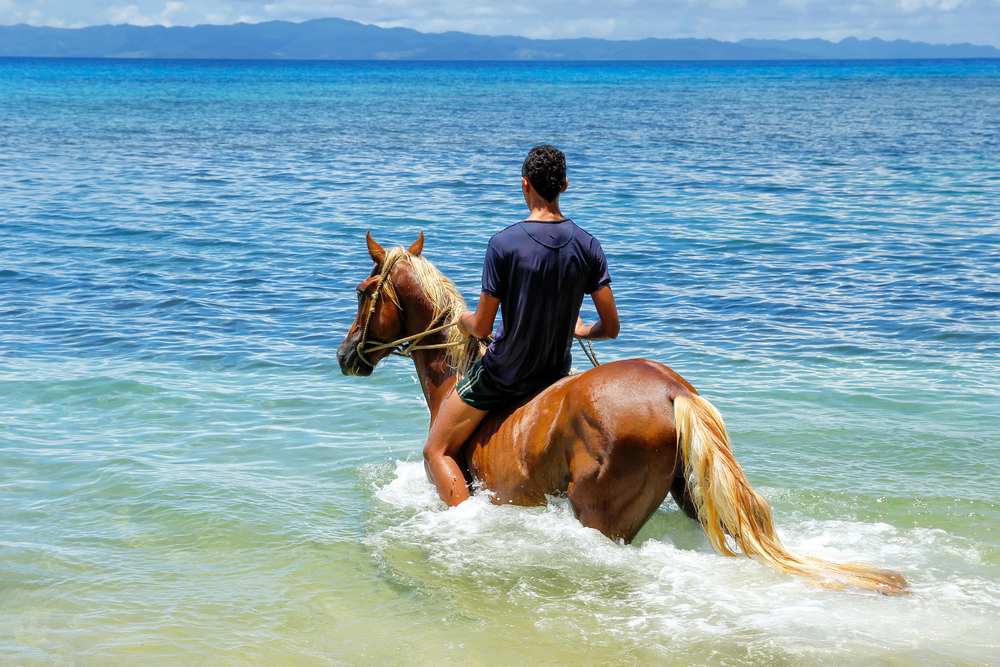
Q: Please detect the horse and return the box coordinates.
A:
[337,231,909,595]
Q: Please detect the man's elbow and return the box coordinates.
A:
[598,315,619,340]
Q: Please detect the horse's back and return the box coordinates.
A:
[464,359,696,539]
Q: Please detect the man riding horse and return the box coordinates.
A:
[338,148,908,594]
[424,145,621,507]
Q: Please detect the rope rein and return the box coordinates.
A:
[355,253,600,369]
[577,338,601,367]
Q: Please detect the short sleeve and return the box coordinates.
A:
[585,237,612,294]
[481,240,505,299]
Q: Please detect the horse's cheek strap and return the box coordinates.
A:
[357,290,382,367]
[356,256,401,367]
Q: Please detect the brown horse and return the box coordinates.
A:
[338,232,909,595]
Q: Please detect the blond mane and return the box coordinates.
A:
[382,246,487,379]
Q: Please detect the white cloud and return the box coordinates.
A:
[899,0,968,11]
[105,4,153,26]
[0,0,20,23]
[709,0,748,9]
[103,1,183,26]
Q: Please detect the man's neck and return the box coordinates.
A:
[524,199,565,222]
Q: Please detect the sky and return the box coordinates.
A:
[2,0,998,47]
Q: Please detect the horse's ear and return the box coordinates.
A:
[407,231,424,257]
[366,231,386,264]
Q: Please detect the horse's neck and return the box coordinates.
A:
[411,345,456,423]
[395,264,457,422]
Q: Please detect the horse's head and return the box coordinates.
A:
[337,231,425,376]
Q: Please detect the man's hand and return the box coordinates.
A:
[457,311,476,338]
[575,286,620,341]
[458,293,501,339]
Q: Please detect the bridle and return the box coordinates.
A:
[354,253,463,368]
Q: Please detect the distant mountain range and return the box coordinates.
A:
[2,18,998,61]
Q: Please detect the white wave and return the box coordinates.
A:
[368,461,1000,665]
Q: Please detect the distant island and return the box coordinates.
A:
[2,18,998,61]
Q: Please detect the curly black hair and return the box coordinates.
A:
[521,145,567,202]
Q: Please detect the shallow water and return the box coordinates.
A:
[1,58,999,665]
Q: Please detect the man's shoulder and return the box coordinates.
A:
[487,221,530,251]
[487,219,604,257]
[490,219,597,240]
[566,219,600,242]
[490,221,528,239]
[563,220,606,255]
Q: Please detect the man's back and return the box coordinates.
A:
[481,219,611,393]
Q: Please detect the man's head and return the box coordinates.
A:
[521,145,567,202]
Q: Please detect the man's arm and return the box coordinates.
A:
[458,292,501,339]
[575,285,620,341]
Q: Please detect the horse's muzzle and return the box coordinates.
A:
[337,336,374,377]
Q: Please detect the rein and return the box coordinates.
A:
[577,338,601,367]
[355,251,601,369]
[355,253,465,367]
[358,320,462,365]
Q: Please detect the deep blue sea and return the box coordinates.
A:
[1,57,999,666]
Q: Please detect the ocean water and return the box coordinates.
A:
[1,57,999,665]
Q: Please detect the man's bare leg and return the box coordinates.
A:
[423,389,488,506]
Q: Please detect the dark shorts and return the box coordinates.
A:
[456,359,529,411]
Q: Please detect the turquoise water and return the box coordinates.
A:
[1,57,999,665]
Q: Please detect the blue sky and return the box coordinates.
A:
[2,0,998,46]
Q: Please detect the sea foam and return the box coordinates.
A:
[369,461,1000,665]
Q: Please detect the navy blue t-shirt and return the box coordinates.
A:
[480,219,611,393]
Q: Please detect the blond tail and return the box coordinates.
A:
[673,394,909,595]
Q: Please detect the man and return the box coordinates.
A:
[423,145,620,506]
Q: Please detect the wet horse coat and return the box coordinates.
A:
[463,359,698,542]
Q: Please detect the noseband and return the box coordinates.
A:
[354,253,462,368]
